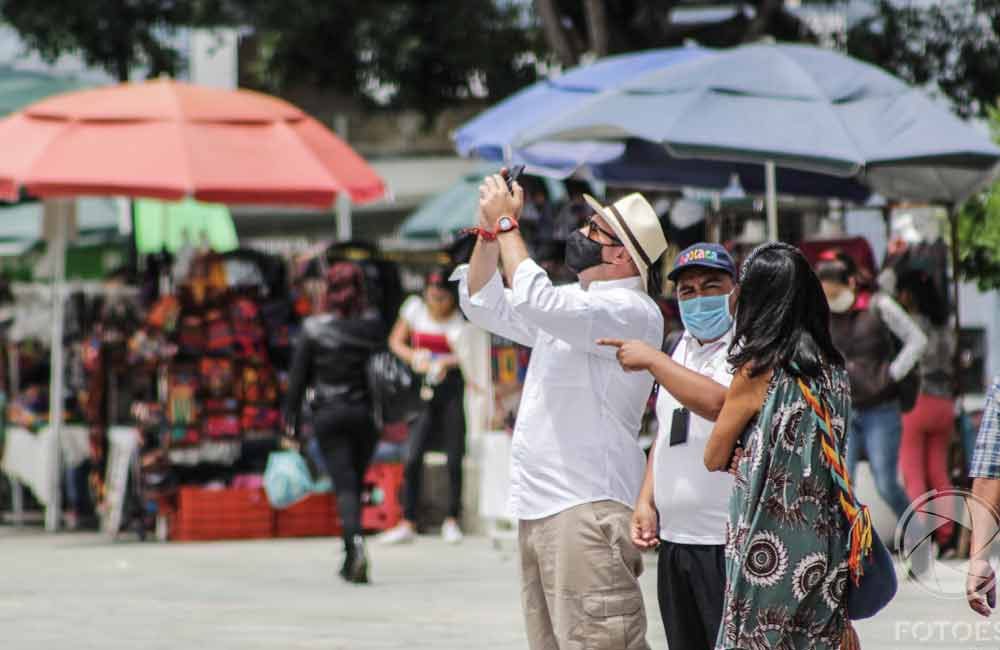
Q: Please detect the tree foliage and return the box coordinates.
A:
[533,0,821,67]
[0,0,229,81]
[958,107,1000,290]
[847,0,1000,118]
[1,0,538,117]
[234,0,539,118]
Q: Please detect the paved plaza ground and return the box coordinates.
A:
[1,524,995,650]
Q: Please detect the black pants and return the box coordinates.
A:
[403,370,466,522]
[657,541,727,650]
[313,401,378,541]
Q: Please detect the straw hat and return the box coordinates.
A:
[583,193,668,290]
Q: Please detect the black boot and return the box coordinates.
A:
[340,535,369,584]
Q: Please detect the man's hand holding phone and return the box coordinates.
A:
[479,167,524,231]
[505,164,525,193]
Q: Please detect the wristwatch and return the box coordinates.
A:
[495,215,519,236]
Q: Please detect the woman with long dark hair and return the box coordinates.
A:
[703,243,859,650]
[285,262,385,584]
[896,269,958,553]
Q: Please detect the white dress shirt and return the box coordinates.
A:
[653,330,734,545]
[453,259,664,520]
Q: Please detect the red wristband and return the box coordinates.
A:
[462,227,496,242]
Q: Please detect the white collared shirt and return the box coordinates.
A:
[653,330,734,544]
[453,259,663,520]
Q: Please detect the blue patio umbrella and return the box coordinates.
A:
[591,139,871,203]
[455,45,874,205]
[455,46,710,175]
[515,43,1000,237]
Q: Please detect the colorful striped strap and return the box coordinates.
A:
[797,376,873,586]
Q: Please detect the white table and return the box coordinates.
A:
[2,424,89,525]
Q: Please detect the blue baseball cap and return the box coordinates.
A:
[667,243,737,282]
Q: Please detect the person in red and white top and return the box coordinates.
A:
[381,269,468,545]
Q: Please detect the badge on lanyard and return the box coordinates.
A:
[669,407,690,446]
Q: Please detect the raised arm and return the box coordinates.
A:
[467,202,502,296]
[875,293,927,381]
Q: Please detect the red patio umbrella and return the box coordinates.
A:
[0,79,386,533]
[0,78,385,207]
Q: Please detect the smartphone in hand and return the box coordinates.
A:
[504,164,525,194]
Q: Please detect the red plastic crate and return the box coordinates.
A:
[274,493,343,538]
[171,487,274,541]
[361,463,404,532]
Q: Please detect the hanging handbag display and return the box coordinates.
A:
[241,405,281,434]
[203,413,241,439]
[199,358,236,398]
[167,370,198,426]
[797,375,898,620]
[205,309,235,354]
[177,315,206,355]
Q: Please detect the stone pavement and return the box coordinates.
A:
[0,526,995,650]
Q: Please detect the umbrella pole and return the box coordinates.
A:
[949,205,963,398]
[337,196,352,242]
[44,199,69,532]
[335,114,353,242]
[765,160,778,242]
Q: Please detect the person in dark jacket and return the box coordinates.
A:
[816,252,927,522]
[285,262,385,584]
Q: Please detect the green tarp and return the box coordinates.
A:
[400,173,567,241]
[134,198,238,254]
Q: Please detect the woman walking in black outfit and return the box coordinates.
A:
[285,262,384,583]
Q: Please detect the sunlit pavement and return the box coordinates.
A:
[1,524,996,650]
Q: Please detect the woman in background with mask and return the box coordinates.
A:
[815,251,926,534]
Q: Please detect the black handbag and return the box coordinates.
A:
[847,526,897,620]
[365,349,424,428]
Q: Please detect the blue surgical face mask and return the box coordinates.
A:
[679,291,734,342]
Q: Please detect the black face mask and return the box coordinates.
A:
[565,230,609,274]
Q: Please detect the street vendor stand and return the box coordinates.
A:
[0,78,386,532]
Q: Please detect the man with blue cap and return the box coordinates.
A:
[600,242,739,650]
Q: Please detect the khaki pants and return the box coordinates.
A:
[519,500,650,650]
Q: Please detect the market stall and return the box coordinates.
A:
[0,78,387,535]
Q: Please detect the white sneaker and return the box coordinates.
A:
[442,519,464,545]
[378,524,416,545]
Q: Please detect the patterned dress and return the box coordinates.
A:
[716,365,851,650]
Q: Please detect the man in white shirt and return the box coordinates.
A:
[453,172,667,650]
[600,243,738,650]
